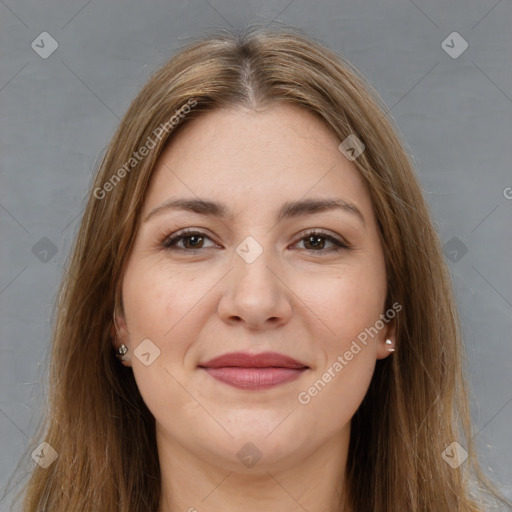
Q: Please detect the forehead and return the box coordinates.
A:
[143,104,373,220]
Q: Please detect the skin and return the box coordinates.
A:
[113,103,395,512]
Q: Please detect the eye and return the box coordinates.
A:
[162,229,219,251]
[293,230,349,253]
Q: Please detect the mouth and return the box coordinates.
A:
[198,351,309,390]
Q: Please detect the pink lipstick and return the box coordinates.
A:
[199,351,309,390]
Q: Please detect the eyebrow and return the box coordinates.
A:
[144,197,365,226]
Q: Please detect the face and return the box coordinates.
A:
[113,103,395,473]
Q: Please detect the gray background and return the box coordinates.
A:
[1,0,511,507]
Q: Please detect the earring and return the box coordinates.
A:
[385,339,395,352]
[116,344,129,362]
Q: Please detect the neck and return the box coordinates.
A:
[156,425,352,512]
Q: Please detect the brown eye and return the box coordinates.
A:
[181,234,205,249]
[295,231,349,253]
[303,235,327,250]
[162,230,217,251]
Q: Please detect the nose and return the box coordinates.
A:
[217,249,293,330]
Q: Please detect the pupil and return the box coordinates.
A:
[186,235,202,248]
[307,236,324,249]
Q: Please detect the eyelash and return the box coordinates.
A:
[161,228,350,254]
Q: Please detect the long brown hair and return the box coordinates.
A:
[7,24,510,511]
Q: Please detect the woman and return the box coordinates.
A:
[9,25,510,511]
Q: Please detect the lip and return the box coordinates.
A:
[200,351,307,369]
[198,351,309,390]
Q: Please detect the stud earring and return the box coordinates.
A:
[116,344,130,362]
[385,339,395,352]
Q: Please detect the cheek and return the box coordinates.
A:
[295,268,382,400]
[297,258,387,347]
[121,259,223,405]
[296,345,376,440]
[121,263,201,423]
[122,260,205,347]
[291,259,385,425]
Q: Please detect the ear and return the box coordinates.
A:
[111,307,132,367]
[376,319,396,360]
